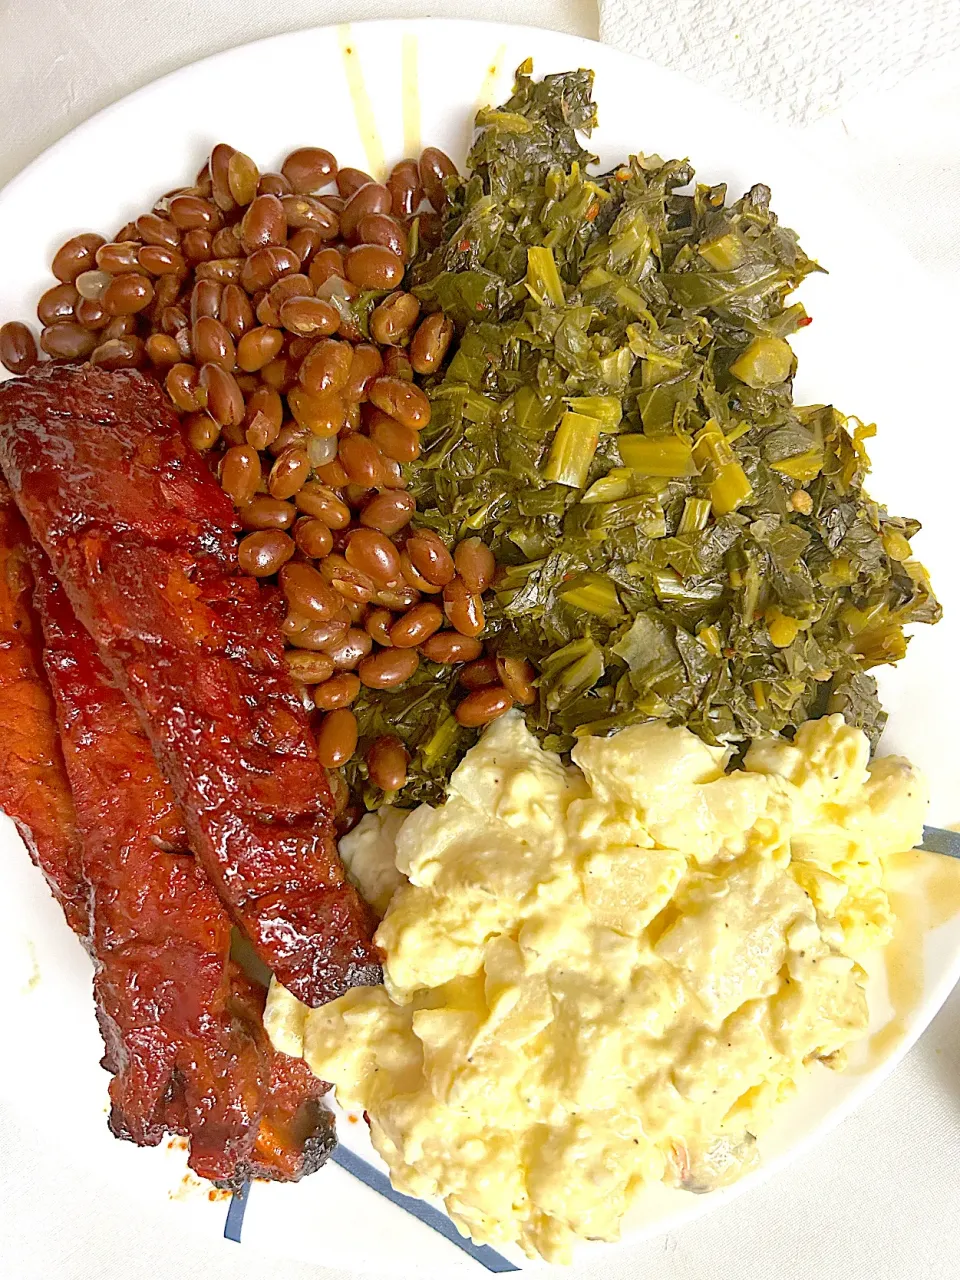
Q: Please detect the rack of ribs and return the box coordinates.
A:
[0,363,381,1007]
[32,554,333,1184]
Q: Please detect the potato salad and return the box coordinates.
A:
[266,713,927,1262]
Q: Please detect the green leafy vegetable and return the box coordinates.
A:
[351,60,940,805]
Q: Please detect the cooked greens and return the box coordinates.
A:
[346,62,940,807]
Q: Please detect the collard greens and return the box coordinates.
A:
[346,62,940,807]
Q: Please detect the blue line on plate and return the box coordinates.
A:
[919,827,960,859]
[331,1145,520,1273]
[224,1180,250,1242]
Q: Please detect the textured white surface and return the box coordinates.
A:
[599,0,960,126]
[2,5,960,1280]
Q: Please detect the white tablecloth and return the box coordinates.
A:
[2,4,959,1279]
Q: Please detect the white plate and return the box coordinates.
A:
[1,17,958,1277]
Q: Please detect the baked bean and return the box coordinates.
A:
[288,386,346,437]
[338,433,386,488]
[260,353,298,393]
[136,244,184,276]
[360,489,416,535]
[316,707,358,766]
[312,673,361,711]
[185,413,220,452]
[227,150,259,206]
[151,270,181,310]
[243,382,282,429]
[293,516,333,559]
[414,210,444,252]
[256,274,314,327]
[258,172,293,198]
[406,529,455,586]
[239,194,286,254]
[496,655,537,706]
[369,291,420,346]
[200,363,244,426]
[220,445,260,505]
[269,445,310,499]
[400,551,443,595]
[52,232,106,283]
[454,537,495,592]
[363,607,395,646]
[279,561,341,620]
[280,195,339,239]
[319,553,375,604]
[194,162,213,196]
[295,482,351,527]
[275,296,335,338]
[344,244,404,290]
[340,344,382,402]
[144,333,180,369]
[237,529,294,576]
[95,241,143,274]
[390,601,443,648]
[358,646,419,689]
[410,312,454,375]
[101,272,153,316]
[456,686,513,727]
[164,363,205,411]
[285,651,336,685]
[0,321,38,374]
[103,315,138,340]
[75,299,110,330]
[220,284,255,339]
[287,227,326,267]
[373,582,420,609]
[37,283,79,325]
[209,143,238,213]
[308,248,346,288]
[344,528,400,584]
[211,226,243,258]
[370,415,420,464]
[136,213,180,248]
[90,336,144,370]
[381,347,414,381]
[191,279,222,324]
[236,325,283,372]
[388,158,423,218]
[316,455,350,487]
[341,183,392,240]
[240,495,295,530]
[419,632,484,664]
[181,229,213,263]
[192,316,235,369]
[327,628,373,671]
[241,246,299,293]
[40,322,98,359]
[303,431,337,468]
[366,736,409,792]
[337,166,374,198]
[284,614,348,648]
[419,147,458,211]
[369,375,430,428]
[195,257,244,284]
[444,576,485,637]
[297,337,352,396]
[282,147,338,193]
[358,213,408,261]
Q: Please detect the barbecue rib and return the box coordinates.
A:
[0,485,88,935]
[32,557,333,1184]
[0,364,381,1006]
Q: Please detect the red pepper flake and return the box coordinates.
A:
[458,239,471,252]
[585,200,600,222]
[798,315,814,327]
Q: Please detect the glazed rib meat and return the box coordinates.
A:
[0,363,381,1007]
[0,485,88,935]
[32,556,333,1184]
